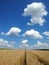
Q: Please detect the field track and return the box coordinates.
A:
[0,50,49,65]
[26,50,49,65]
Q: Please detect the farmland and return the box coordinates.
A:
[0,50,49,65]
[26,50,49,65]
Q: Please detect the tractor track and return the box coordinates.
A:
[23,50,49,65]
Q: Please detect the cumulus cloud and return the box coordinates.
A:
[33,40,49,49]
[20,39,29,49]
[43,31,49,36]
[6,27,21,36]
[1,27,21,36]
[23,2,48,26]
[0,38,15,48]
[21,39,28,44]
[23,29,43,39]
[20,44,29,49]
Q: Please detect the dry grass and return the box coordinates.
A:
[26,50,44,65]
[0,50,25,65]
[31,50,49,65]
[0,50,49,65]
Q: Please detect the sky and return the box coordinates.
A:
[0,0,49,49]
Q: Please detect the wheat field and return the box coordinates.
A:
[0,50,25,65]
[0,50,49,65]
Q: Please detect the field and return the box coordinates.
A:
[26,50,49,65]
[0,50,49,65]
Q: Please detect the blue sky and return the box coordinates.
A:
[0,0,49,49]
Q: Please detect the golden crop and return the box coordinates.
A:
[0,50,49,65]
[0,50,25,65]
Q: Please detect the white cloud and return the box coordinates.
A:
[20,39,29,49]
[23,2,48,26]
[21,39,28,44]
[0,38,15,48]
[6,27,21,36]
[43,31,49,36]
[2,27,21,36]
[33,40,49,49]
[10,41,16,44]
[20,44,29,48]
[23,29,43,39]
[0,39,8,45]
[1,32,4,35]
